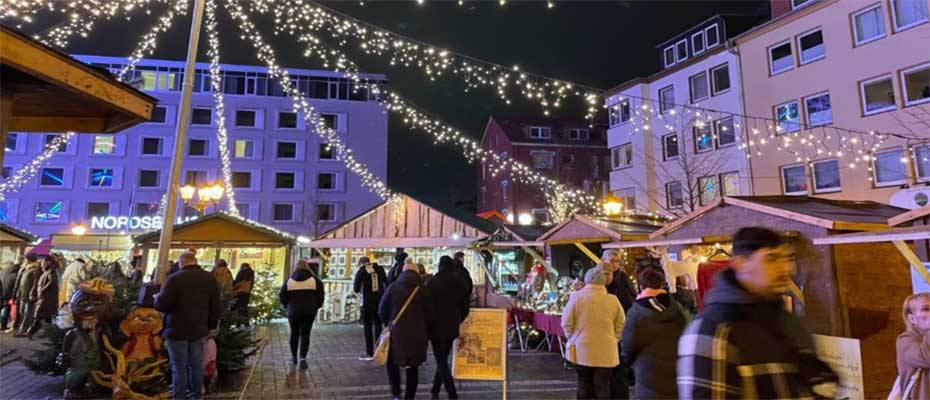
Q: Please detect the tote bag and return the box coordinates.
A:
[372,286,420,366]
[888,370,922,400]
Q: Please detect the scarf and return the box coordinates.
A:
[365,264,380,292]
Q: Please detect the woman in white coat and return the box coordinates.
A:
[561,267,626,399]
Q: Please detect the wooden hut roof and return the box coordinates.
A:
[812,225,930,245]
[0,223,38,245]
[889,204,930,226]
[474,224,549,248]
[134,212,295,247]
[537,214,661,244]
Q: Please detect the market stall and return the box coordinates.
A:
[606,195,910,398]
[0,223,37,262]
[473,224,548,294]
[49,233,135,264]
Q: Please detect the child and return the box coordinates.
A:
[202,334,217,394]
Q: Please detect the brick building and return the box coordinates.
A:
[477,116,609,225]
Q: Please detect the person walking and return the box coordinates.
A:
[155,251,221,400]
[212,259,234,295]
[596,249,637,399]
[26,257,59,337]
[0,261,20,331]
[451,252,473,304]
[232,263,255,323]
[621,267,688,399]
[896,292,930,400]
[677,227,837,399]
[13,254,41,336]
[425,256,470,400]
[561,268,625,399]
[379,258,434,400]
[279,259,325,369]
[353,256,387,360]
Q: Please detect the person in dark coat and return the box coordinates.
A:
[155,251,221,400]
[621,267,688,399]
[26,257,59,337]
[232,263,255,323]
[0,261,20,331]
[127,256,144,286]
[279,259,325,369]
[353,256,387,360]
[379,259,434,400]
[451,252,473,304]
[386,250,408,287]
[425,256,470,399]
[14,253,41,336]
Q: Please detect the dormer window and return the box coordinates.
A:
[529,126,551,139]
[568,129,590,140]
[663,46,676,67]
[676,39,689,62]
[692,30,705,55]
[705,24,720,48]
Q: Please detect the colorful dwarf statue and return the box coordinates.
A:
[59,279,115,399]
[119,307,163,362]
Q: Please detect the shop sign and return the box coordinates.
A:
[453,308,507,381]
[811,334,864,400]
[91,216,163,231]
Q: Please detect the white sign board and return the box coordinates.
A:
[913,263,930,294]
[812,334,864,400]
[453,308,507,381]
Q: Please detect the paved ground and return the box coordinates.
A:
[0,323,576,400]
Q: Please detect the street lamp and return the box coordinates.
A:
[179,181,225,214]
[517,213,534,226]
[602,194,624,216]
[71,224,87,236]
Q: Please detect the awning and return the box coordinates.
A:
[51,234,133,251]
[812,226,930,245]
[307,237,482,249]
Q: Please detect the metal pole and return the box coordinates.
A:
[154,0,207,284]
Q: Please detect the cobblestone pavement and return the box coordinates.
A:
[0,323,576,400]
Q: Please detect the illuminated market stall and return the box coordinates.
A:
[0,223,38,262]
[473,224,548,294]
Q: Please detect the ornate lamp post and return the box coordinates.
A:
[602,193,624,217]
[178,181,225,214]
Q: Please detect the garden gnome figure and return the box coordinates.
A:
[59,279,115,399]
[119,288,163,362]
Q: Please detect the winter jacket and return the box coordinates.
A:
[16,262,41,302]
[0,262,19,301]
[61,260,88,304]
[604,267,637,312]
[896,329,930,400]
[232,267,255,296]
[34,268,60,319]
[155,264,221,341]
[677,268,837,399]
[386,253,406,287]
[452,259,474,302]
[279,268,325,318]
[213,265,234,294]
[561,284,625,368]
[424,263,470,340]
[621,293,688,400]
[353,263,387,311]
[379,270,434,368]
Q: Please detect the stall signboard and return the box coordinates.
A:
[812,334,864,400]
[453,308,507,381]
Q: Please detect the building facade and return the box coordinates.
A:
[477,116,609,224]
[734,0,930,208]
[1,55,388,238]
[605,15,761,215]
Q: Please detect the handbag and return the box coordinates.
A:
[888,369,923,400]
[372,286,420,366]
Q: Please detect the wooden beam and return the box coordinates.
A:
[521,246,555,275]
[832,221,888,231]
[893,240,930,287]
[889,204,930,226]
[10,116,107,133]
[547,237,611,246]
[574,242,602,264]
[722,197,835,229]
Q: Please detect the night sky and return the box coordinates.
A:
[28,0,768,209]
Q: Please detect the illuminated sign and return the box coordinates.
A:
[91,216,163,231]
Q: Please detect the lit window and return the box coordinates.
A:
[321,113,339,130]
[775,101,801,133]
[232,172,251,189]
[609,100,631,126]
[901,64,930,106]
[5,133,17,152]
[769,41,794,75]
[138,170,159,188]
[698,176,718,205]
[86,202,109,219]
[616,188,636,210]
[781,164,808,195]
[40,168,64,187]
[188,139,208,156]
[531,151,554,169]
[853,5,886,46]
[319,143,335,160]
[275,172,296,189]
[915,145,930,180]
[715,117,737,147]
[317,173,336,190]
[720,172,740,196]
[235,110,258,128]
[891,0,928,31]
[89,168,114,187]
[529,126,552,139]
[317,203,336,222]
[273,204,294,222]
[93,136,116,154]
[658,86,675,114]
[276,141,298,159]
[191,108,212,125]
[663,134,680,160]
[812,159,841,193]
[666,181,684,208]
[860,76,897,115]
[694,124,713,153]
[692,31,705,55]
[141,137,163,155]
[797,29,825,64]
[278,111,298,129]
[711,63,730,95]
[804,93,832,126]
[873,148,908,185]
[689,72,709,103]
[234,140,254,158]
[35,201,63,222]
[611,143,632,169]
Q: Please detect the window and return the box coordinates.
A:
[35,201,63,222]
[317,173,336,190]
[689,72,709,103]
[134,203,158,217]
[5,133,17,152]
[191,108,212,125]
[278,111,298,129]
[797,29,825,64]
[769,41,794,75]
[141,137,163,155]
[235,110,257,128]
[698,176,719,205]
[319,143,335,160]
[891,0,928,31]
[568,129,590,140]
[804,93,833,126]
[694,124,713,153]
[235,203,250,220]
[86,202,110,219]
[321,113,338,130]
[529,126,551,139]
[675,39,688,62]
[40,168,64,187]
[531,151,554,169]
[775,101,801,133]
[89,168,114,187]
[720,172,740,196]
[0,201,11,223]
[812,159,841,192]
[184,170,207,186]
[232,172,251,189]
[563,154,575,164]
[273,204,295,222]
[692,31,705,55]
[781,164,808,194]
[710,63,730,95]
[860,76,897,114]
[138,170,160,187]
[317,203,336,222]
[853,5,886,45]
[615,188,636,210]
[915,145,930,180]
[705,24,720,48]
[666,181,684,209]
[233,140,254,158]
[902,64,930,106]
[611,143,632,169]
[873,148,907,185]
[275,172,296,189]
[188,139,208,156]
[663,133,680,160]
[45,134,66,152]
[151,106,167,123]
[715,117,737,147]
[658,86,675,114]
[276,141,297,159]
[1,167,11,180]
[663,46,676,67]
[609,100,631,125]
[93,136,116,155]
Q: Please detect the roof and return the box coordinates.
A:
[0,223,38,244]
[488,116,608,147]
[731,0,833,45]
[651,196,906,239]
[812,225,930,245]
[537,214,662,244]
[134,212,296,246]
[889,204,930,226]
[502,224,549,242]
[655,14,767,50]
[1,25,157,133]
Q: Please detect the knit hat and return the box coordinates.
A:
[584,268,607,286]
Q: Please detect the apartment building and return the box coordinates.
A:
[734,0,930,208]
[1,55,388,238]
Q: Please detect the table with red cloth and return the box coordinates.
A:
[508,308,565,353]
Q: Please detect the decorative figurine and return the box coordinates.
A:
[119,306,163,362]
[59,279,115,399]
[91,336,169,400]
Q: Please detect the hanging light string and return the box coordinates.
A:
[117,0,189,81]
[33,0,161,49]
[224,0,394,200]
[0,132,76,201]
[204,0,240,216]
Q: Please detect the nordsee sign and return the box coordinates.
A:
[91,216,164,231]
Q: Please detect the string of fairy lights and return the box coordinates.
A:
[117,0,189,81]
[0,133,76,201]
[204,0,240,216]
